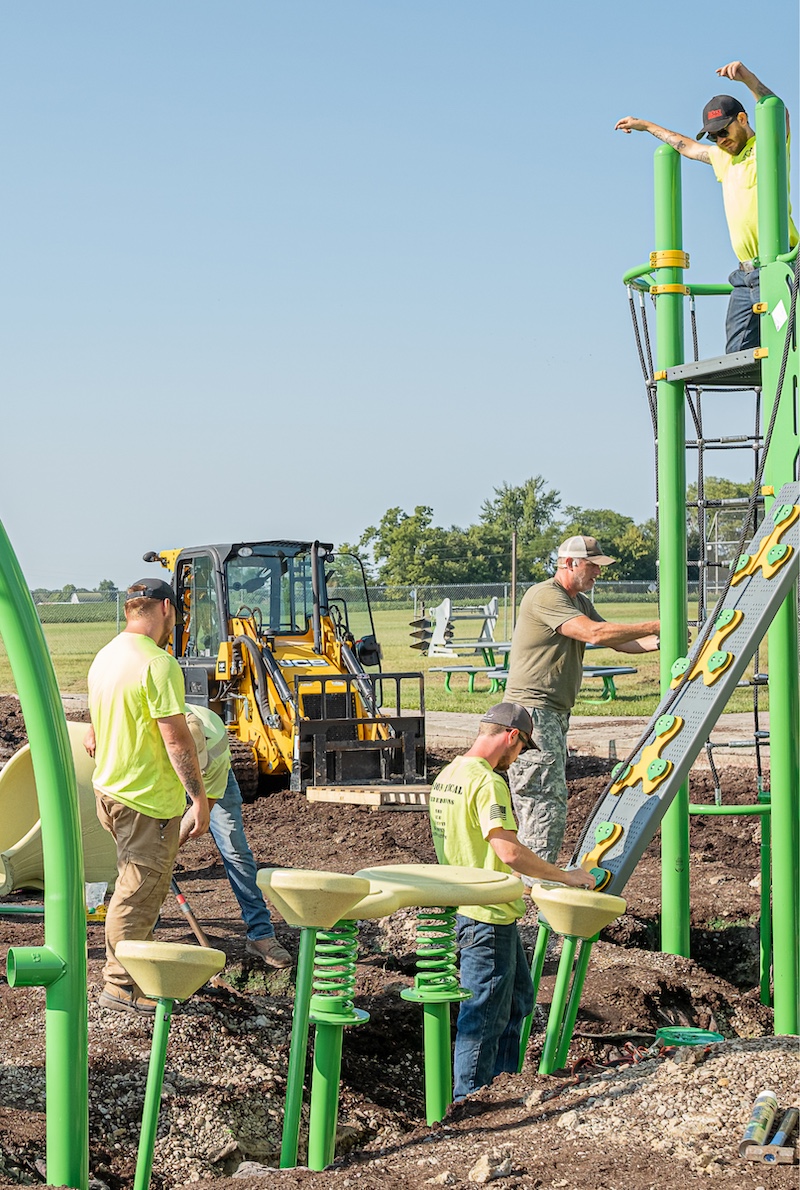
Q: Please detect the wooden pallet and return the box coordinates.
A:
[305,784,430,810]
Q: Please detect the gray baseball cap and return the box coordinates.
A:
[481,702,534,749]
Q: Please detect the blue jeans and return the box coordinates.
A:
[453,915,534,1100]
[209,770,275,941]
[726,267,760,353]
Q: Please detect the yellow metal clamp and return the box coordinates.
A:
[752,302,768,314]
[650,284,690,296]
[754,347,769,359]
[653,370,667,381]
[649,250,690,269]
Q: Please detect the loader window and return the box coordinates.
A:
[227,544,315,634]
[178,555,223,657]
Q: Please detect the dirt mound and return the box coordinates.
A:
[0,695,792,1190]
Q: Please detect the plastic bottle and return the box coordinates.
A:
[738,1089,778,1156]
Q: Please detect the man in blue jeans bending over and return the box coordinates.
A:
[429,703,593,1099]
[180,705,292,969]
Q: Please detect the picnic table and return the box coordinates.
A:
[429,660,637,701]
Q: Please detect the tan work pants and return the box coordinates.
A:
[95,792,181,991]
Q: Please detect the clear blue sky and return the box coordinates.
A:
[0,3,796,588]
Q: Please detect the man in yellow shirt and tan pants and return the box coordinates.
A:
[86,579,210,1014]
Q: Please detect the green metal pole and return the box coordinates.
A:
[554,937,596,1071]
[756,95,799,1035]
[307,1022,345,1171]
[538,935,578,1075]
[0,521,88,1189]
[653,144,690,958]
[517,922,550,1072]
[133,1000,173,1190]
[280,927,317,1169]
[421,1004,452,1126]
[758,792,772,1007]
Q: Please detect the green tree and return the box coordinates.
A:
[97,579,118,601]
[60,583,77,602]
[479,477,563,581]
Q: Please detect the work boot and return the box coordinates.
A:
[98,984,158,1015]
[245,937,293,969]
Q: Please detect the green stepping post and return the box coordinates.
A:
[255,868,371,1171]
[114,941,226,1190]
[523,881,626,1074]
[400,906,471,1124]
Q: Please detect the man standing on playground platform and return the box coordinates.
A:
[429,702,594,1099]
[87,579,210,1013]
[616,60,798,354]
[504,537,659,867]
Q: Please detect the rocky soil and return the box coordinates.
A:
[0,696,796,1190]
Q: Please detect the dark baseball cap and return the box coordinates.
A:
[697,95,745,140]
[125,579,180,612]
[481,702,534,749]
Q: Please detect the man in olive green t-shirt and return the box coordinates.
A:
[87,579,210,1014]
[505,537,659,867]
[429,702,593,1098]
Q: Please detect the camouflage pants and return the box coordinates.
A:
[508,706,569,873]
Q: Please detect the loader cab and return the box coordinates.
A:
[171,541,381,678]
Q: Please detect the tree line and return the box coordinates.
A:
[32,580,119,604]
[336,475,753,586]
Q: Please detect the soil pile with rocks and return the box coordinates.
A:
[0,696,795,1190]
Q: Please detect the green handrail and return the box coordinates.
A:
[0,520,89,1190]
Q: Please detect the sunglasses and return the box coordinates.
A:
[708,120,736,143]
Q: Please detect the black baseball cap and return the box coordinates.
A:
[125,579,180,612]
[697,95,745,140]
[481,702,534,749]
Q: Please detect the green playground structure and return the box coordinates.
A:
[620,93,798,1035]
[0,87,795,1190]
[0,521,90,1189]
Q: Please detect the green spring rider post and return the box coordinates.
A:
[400,905,471,1124]
[280,926,318,1168]
[516,920,550,1071]
[0,520,89,1190]
[306,921,368,1171]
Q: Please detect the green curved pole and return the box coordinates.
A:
[653,144,690,958]
[0,521,89,1189]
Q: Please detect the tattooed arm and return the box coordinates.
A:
[157,714,210,836]
[615,117,711,163]
[716,62,789,133]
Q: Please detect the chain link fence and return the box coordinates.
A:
[0,583,670,695]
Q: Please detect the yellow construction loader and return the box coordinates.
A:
[143,541,426,800]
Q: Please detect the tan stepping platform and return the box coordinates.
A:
[343,864,525,921]
[255,869,371,928]
[528,882,626,939]
[115,941,226,1001]
[0,720,117,896]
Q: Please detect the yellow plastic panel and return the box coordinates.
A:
[255,868,371,928]
[528,882,626,939]
[116,940,225,1000]
[346,863,524,919]
[0,721,117,896]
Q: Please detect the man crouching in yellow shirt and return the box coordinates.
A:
[429,702,593,1099]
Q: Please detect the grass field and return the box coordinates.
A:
[0,603,769,717]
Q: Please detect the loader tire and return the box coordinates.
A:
[229,739,260,802]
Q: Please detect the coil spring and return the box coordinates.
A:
[413,907,459,995]
[311,921,358,1013]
